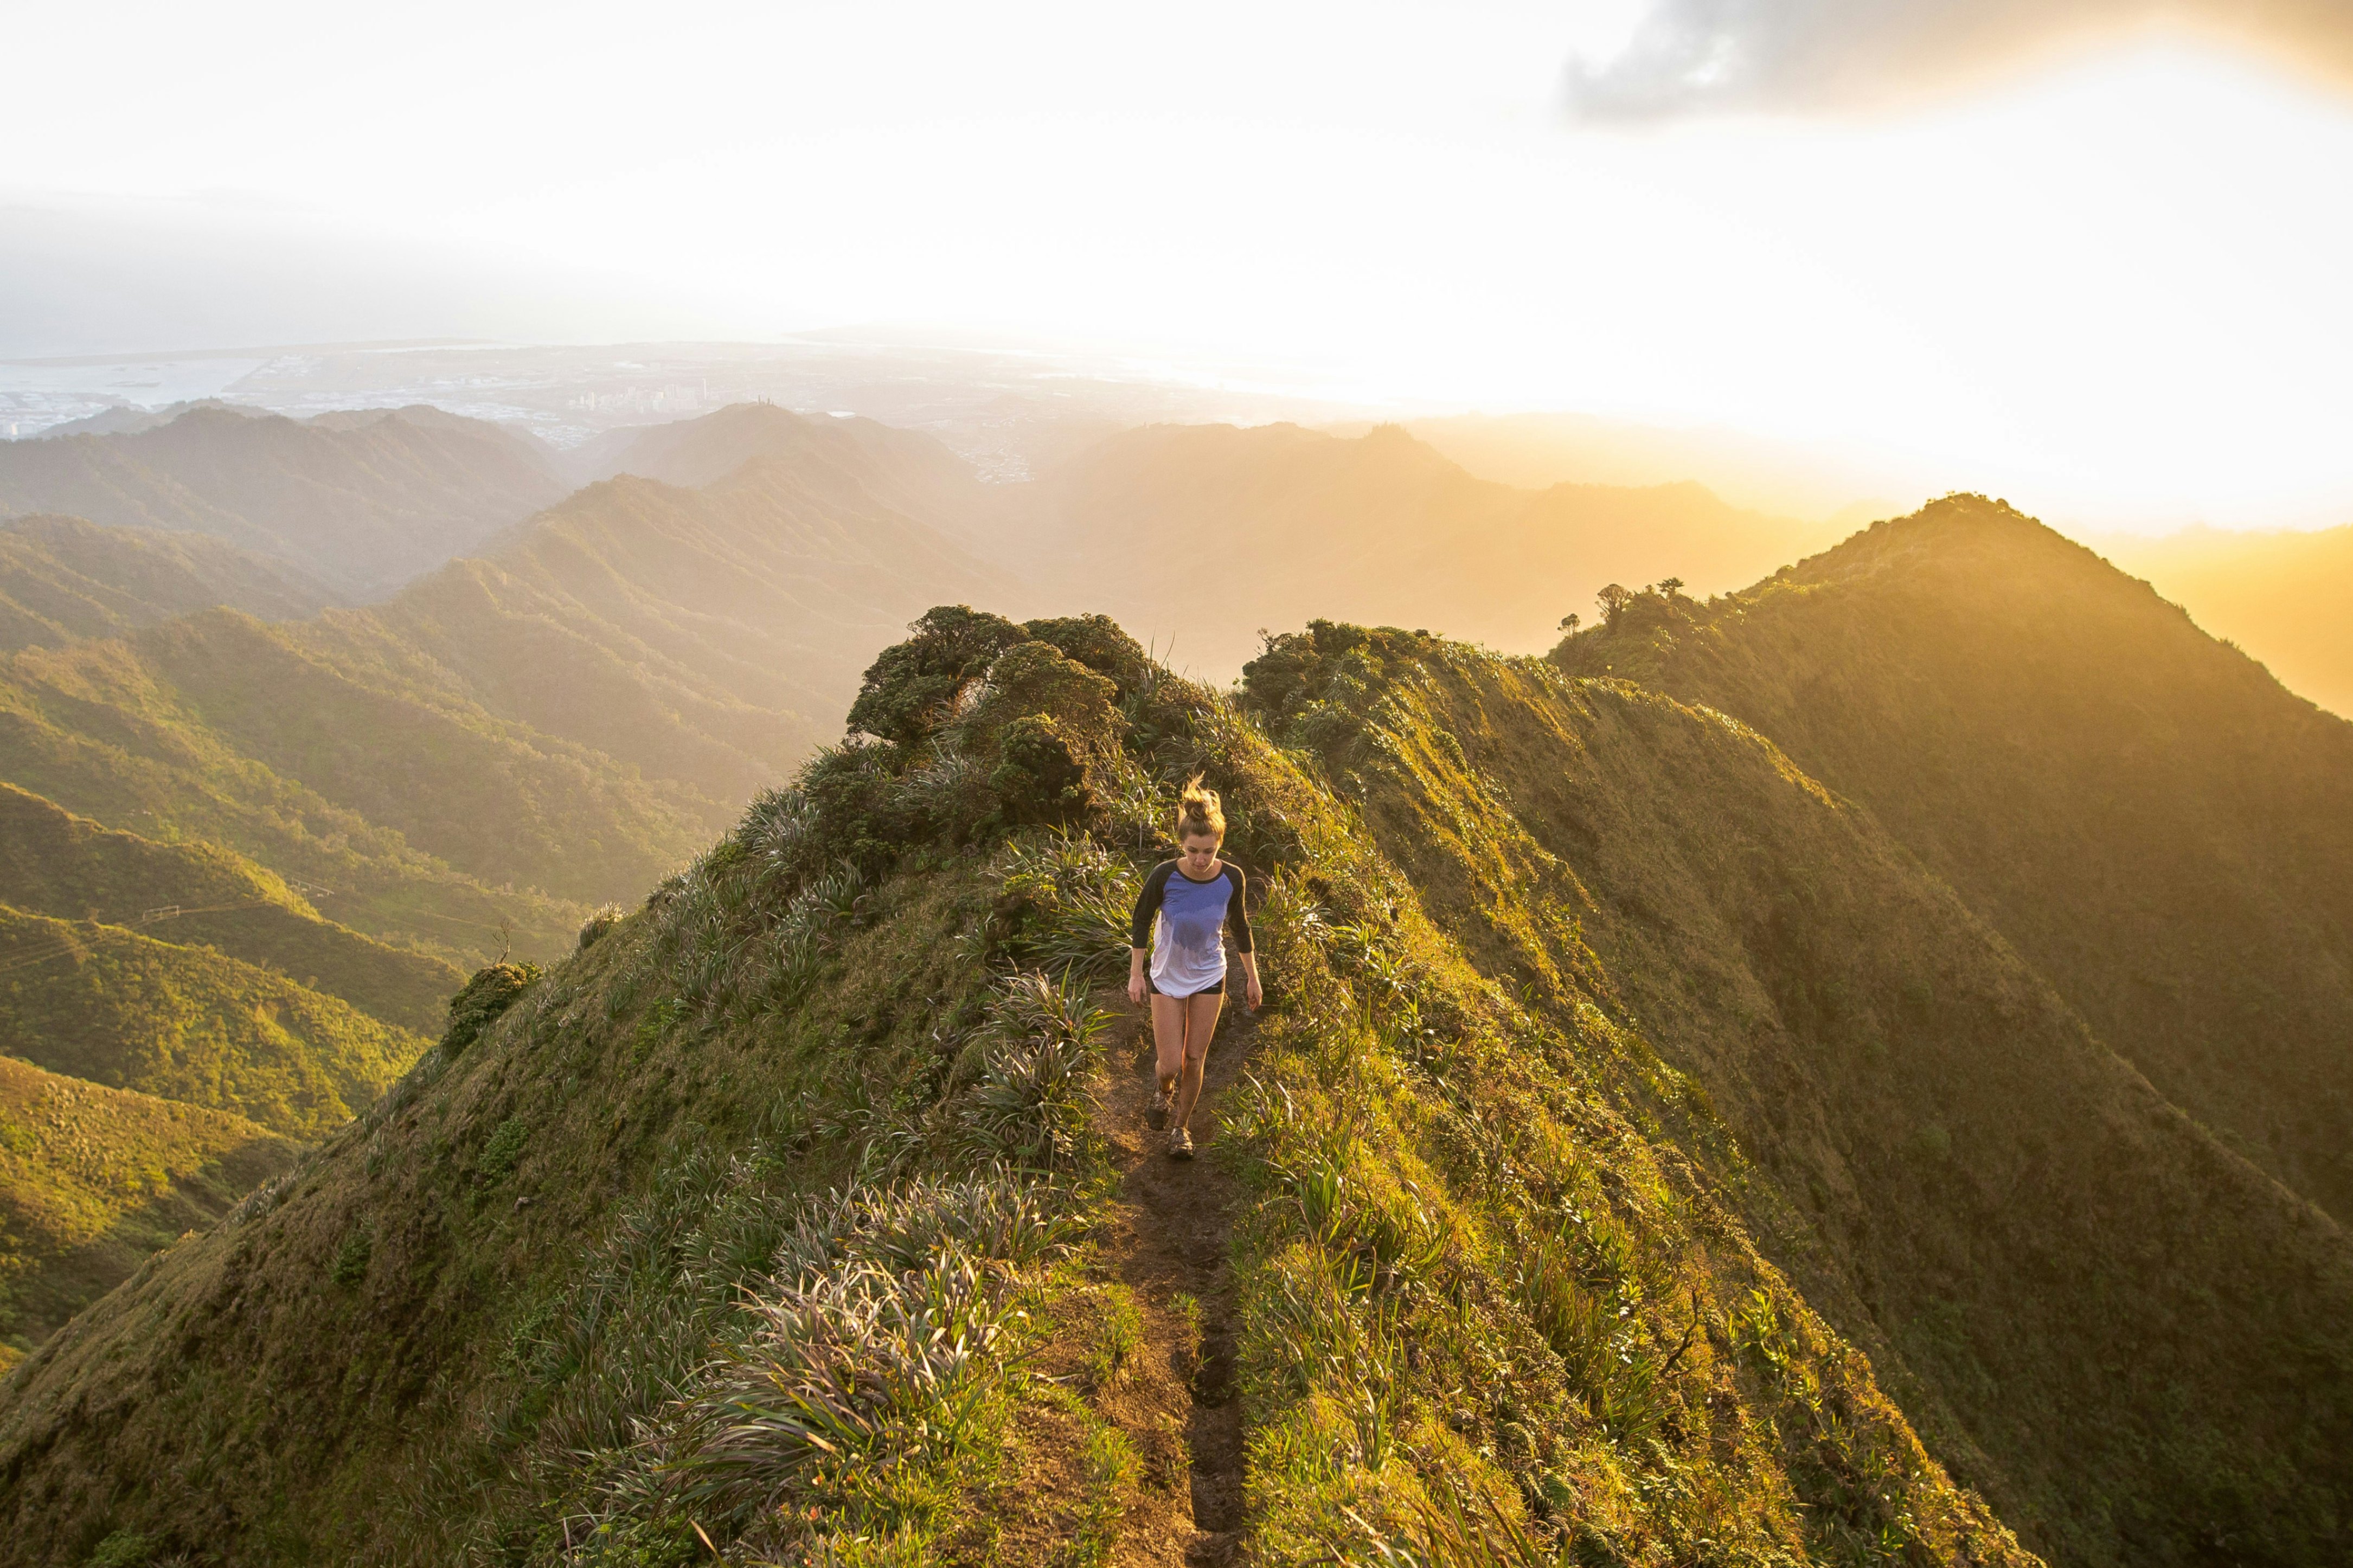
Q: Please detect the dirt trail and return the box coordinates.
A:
[1092,999,1259,1567]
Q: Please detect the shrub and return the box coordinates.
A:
[81,1531,155,1568]
[1020,613,1152,692]
[846,606,1028,747]
[480,1116,529,1181]
[576,906,626,950]
[441,962,541,1056]
[987,714,1092,826]
[329,1226,373,1288]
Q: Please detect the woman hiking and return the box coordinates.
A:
[1128,777,1261,1159]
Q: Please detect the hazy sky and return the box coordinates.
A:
[5,1,2352,526]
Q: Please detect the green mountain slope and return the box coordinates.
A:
[336,453,1017,806]
[119,608,715,904]
[0,781,459,1033]
[4,608,2343,1566]
[0,515,335,653]
[0,415,1017,966]
[1553,496,2353,1225]
[0,625,622,961]
[0,405,567,596]
[0,1055,298,1357]
[1010,421,1837,672]
[0,612,2029,1567]
[0,905,428,1136]
[1247,620,2353,1564]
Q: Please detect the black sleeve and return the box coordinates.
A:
[1224,863,1253,954]
[1130,862,1174,949]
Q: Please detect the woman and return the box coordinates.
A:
[1128,777,1261,1159]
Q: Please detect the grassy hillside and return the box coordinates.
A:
[1008,421,1838,674]
[0,405,567,597]
[0,1055,298,1355]
[0,905,428,1136]
[336,453,1017,806]
[0,515,335,653]
[121,608,717,905]
[2100,522,2353,719]
[0,624,618,961]
[0,415,1017,967]
[6,608,2344,1565]
[1248,619,2353,1564]
[0,781,460,1033]
[1553,496,2353,1226]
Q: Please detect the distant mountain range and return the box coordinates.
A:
[0,404,567,596]
[0,404,1018,1349]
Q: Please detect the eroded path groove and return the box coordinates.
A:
[1092,1000,1258,1567]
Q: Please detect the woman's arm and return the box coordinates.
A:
[1129,863,1171,1005]
[1227,864,1262,1010]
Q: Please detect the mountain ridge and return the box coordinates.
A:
[3,590,2346,1565]
[1553,494,2353,1224]
[0,514,337,653]
[0,1055,298,1355]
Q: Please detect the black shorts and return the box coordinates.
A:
[1146,974,1224,999]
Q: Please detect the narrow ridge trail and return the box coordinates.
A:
[1091,998,1258,1566]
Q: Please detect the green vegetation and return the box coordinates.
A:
[1250,615,2353,1565]
[0,609,2026,1566]
[0,403,567,597]
[0,416,1013,972]
[0,513,332,654]
[0,620,595,965]
[0,1053,298,1350]
[2,593,2347,1567]
[0,780,460,1032]
[1550,494,2353,1225]
[0,905,428,1136]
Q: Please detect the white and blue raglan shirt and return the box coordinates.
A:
[1129,859,1252,998]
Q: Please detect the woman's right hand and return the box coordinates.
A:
[1127,970,1147,1006]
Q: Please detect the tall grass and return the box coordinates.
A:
[960,973,1112,1171]
[998,832,1140,981]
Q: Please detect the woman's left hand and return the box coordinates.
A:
[1245,975,1264,1012]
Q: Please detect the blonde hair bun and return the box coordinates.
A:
[1176,774,1226,840]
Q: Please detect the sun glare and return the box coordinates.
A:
[2,7,2348,526]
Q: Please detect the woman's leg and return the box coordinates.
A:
[1171,988,1224,1130]
[1150,993,1187,1101]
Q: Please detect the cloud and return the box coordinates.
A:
[1564,0,2353,119]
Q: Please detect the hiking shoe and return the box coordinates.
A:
[1147,1087,1171,1130]
[1169,1127,1195,1160]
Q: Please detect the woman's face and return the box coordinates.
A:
[1179,833,1221,873]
